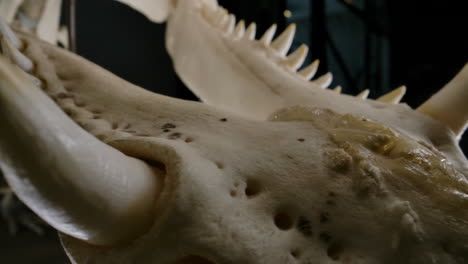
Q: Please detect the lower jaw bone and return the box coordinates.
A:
[0,54,160,246]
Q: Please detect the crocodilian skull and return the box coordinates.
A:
[0,0,468,263]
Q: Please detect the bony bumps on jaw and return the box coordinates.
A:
[0,0,467,263]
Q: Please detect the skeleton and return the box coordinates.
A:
[0,0,468,263]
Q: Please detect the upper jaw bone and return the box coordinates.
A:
[0,51,160,246]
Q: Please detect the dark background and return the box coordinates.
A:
[1,0,467,263]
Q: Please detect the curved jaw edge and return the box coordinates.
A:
[0,54,160,246]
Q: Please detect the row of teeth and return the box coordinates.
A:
[0,15,406,105]
[201,5,407,104]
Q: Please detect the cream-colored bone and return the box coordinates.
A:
[0,12,466,264]
[418,63,468,137]
[0,0,64,45]
[0,52,159,246]
[260,23,277,45]
[165,0,466,157]
[233,19,245,39]
[0,17,21,48]
[243,22,256,40]
[298,59,320,80]
[376,85,406,104]
[0,35,32,71]
[284,44,308,70]
[35,0,63,45]
[271,23,296,56]
[333,85,342,93]
[0,1,467,263]
[312,72,333,88]
[356,89,370,99]
[0,0,23,22]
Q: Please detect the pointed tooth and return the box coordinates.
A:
[216,8,229,26]
[313,72,333,88]
[0,18,21,49]
[356,89,370,99]
[417,63,468,136]
[333,86,342,93]
[244,22,256,40]
[298,59,320,80]
[216,13,229,28]
[377,85,406,104]
[260,24,277,45]
[222,14,235,34]
[213,10,226,26]
[0,36,33,72]
[271,23,296,56]
[201,5,216,24]
[234,20,245,38]
[284,44,308,70]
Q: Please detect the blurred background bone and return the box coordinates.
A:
[0,0,66,47]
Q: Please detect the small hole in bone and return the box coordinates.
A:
[297,216,313,237]
[219,118,227,122]
[274,212,293,230]
[215,161,224,169]
[319,232,332,243]
[290,249,301,258]
[245,179,261,197]
[63,108,74,117]
[320,212,330,224]
[168,132,182,140]
[297,138,305,142]
[112,122,119,129]
[161,123,176,129]
[230,190,237,197]
[185,137,194,143]
[327,242,344,260]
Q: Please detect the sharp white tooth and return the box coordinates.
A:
[417,63,468,137]
[222,14,236,34]
[244,22,256,40]
[259,24,277,46]
[356,89,370,99]
[377,85,406,104]
[298,59,320,80]
[234,20,245,38]
[212,10,224,26]
[313,72,333,88]
[284,44,308,70]
[216,8,229,26]
[0,18,21,49]
[271,23,296,56]
[1,36,33,72]
[333,86,342,94]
